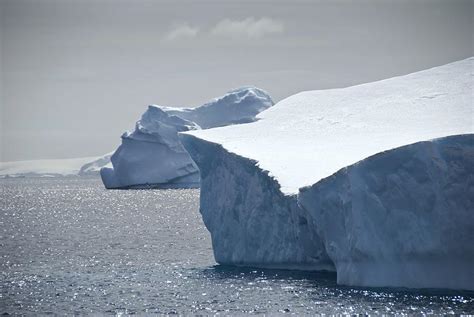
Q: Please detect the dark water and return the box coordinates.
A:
[1,178,473,315]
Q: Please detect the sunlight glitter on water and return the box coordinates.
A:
[1,177,473,314]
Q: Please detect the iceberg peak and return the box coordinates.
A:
[100,86,273,189]
[161,86,274,129]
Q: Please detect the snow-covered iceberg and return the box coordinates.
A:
[101,106,201,189]
[100,87,273,189]
[160,86,274,129]
[181,58,474,290]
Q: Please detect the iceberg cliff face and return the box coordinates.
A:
[181,58,474,290]
[183,136,334,270]
[101,87,273,189]
[299,135,474,290]
[101,106,200,189]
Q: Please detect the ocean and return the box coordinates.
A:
[1,178,472,314]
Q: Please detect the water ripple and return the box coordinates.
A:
[1,177,473,314]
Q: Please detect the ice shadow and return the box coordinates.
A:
[198,264,337,286]
[197,264,474,298]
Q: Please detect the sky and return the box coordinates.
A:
[0,0,473,161]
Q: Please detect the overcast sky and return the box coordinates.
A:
[1,0,473,161]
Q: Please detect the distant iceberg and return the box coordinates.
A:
[181,58,474,290]
[0,156,106,178]
[100,87,273,189]
[78,153,112,176]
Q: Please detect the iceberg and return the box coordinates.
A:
[100,87,273,189]
[78,153,112,176]
[100,106,201,189]
[181,58,474,290]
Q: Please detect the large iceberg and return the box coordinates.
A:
[181,58,474,290]
[100,87,273,189]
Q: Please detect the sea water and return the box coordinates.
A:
[1,178,472,314]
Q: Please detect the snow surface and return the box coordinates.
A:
[159,86,273,129]
[181,58,474,290]
[184,58,473,194]
[0,157,101,178]
[101,87,273,189]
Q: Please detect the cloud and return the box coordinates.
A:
[164,24,199,41]
[210,17,284,39]
[163,18,284,42]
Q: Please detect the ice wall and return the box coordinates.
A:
[182,134,334,271]
[101,106,200,189]
[299,134,474,290]
[183,133,474,290]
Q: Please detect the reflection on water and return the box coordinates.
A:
[1,178,473,314]
[197,266,473,314]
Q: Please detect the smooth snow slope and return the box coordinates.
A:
[101,87,273,189]
[184,58,473,194]
[181,58,474,290]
